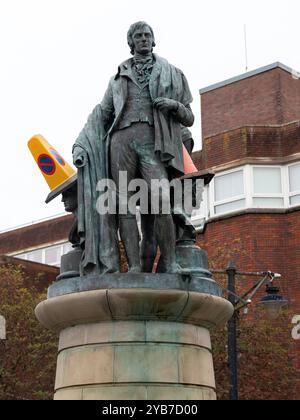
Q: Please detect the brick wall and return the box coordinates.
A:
[191,121,300,171]
[0,214,74,255]
[281,70,300,123]
[197,211,300,390]
[201,68,300,139]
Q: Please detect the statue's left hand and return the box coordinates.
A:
[153,97,179,113]
[73,146,87,168]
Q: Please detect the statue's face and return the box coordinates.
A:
[132,26,153,55]
[61,187,77,213]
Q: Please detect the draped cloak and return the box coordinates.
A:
[151,55,194,177]
[73,104,119,275]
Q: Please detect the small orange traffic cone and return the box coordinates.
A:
[183,144,198,175]
[28,134,77,203]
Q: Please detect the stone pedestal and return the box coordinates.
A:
[35,274,233,400]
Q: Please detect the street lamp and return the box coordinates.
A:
[212,263,288,400]
[227,265,287,400]
[258,283,288,320]
[233,270,288,319]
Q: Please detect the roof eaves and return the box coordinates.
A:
[199,62,297,95]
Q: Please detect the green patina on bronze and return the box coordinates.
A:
[72,21,196,276]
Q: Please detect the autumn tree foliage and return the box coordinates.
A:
[212,312,297,400]
[0,265,57,400]
[0,253,297,400]
[203,238,298,400]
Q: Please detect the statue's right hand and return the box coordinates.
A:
[73,146,87,168]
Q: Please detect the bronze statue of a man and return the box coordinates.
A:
[61,183,80,246]
[73,21,194,275]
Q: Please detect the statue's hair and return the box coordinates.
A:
[127,21,156,55]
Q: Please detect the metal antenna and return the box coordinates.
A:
[244,24,248,72]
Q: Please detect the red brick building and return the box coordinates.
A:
[0,61,299,395]
[0,215,70,288]
[194,62,300,388]
[0,214,74,267]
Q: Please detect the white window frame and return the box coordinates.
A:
[14,241,71,267]
[287,162,300,208]
[250,165,285,208]
[210,166,246,217]
[191,185,209,227]
[10,161,300,254]
[44,245,63,267]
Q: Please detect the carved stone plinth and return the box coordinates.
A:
[35,274,233,400]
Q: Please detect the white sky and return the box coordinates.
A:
[1,0,300,232]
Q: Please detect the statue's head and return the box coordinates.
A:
[127,21,156,55]
[61,184,78,213]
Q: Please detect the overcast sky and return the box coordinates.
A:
[1,0,300,232]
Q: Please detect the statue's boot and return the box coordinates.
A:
[119,216,142,273]
[155,215,181,274]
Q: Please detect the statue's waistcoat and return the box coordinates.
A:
[116,79,154,130]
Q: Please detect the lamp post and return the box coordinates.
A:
[226,262,238,401]
[0,315,5,341]
[212,264,288,401]
[0,315,6,385]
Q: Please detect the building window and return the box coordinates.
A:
[15,253,27,260]
[252,166,284,208]
[288,163,300,206]
[209,164,297,218]
[27,249,43,263]
[63,243,73,254]
[191,186,208,229]
[45,246,61,266]
[213,169,245,215]
[13,241,72,267]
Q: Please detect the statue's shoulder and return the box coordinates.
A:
[114,58,133,80]
[154,54,184,75]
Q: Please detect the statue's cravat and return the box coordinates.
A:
[132,55,154,85]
